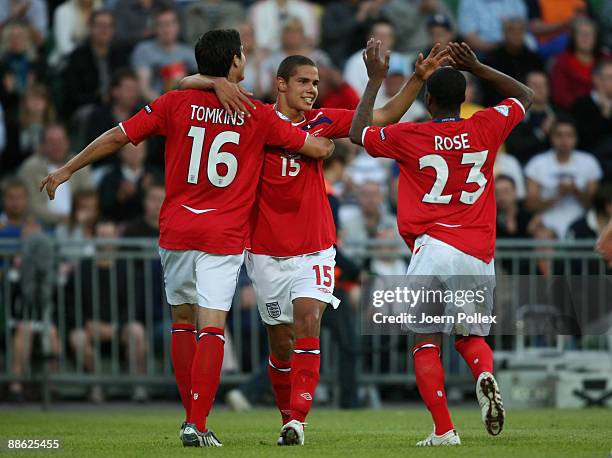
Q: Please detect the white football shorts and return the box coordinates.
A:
[245,246,341,325]
[159,248,243,310]
[403,234,496,336]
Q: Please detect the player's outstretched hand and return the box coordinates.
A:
[362,38,390,84]
[447,42,481,73]
[414,43,453,81]
[213,78,255,117]
[39,166,72,200]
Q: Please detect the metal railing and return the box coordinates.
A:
[0,237,609,403]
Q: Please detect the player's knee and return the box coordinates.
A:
[171,304,196,324]
[270,337,293,361]
[294,313,321,338]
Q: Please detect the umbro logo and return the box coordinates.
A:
[300,393,313,401]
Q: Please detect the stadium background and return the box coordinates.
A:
[0,0,611,453]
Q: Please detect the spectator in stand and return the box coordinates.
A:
[55,189,99,258]
[526,0,589,60]
[62,10,130,118]
[234,22,266,99]
[525,117,602,238]
[383,0,455,55]
[130,6,195,101]
[460,72,484,119]
[483,18,543,106]
[321,0,382,68]
[68,220,149,403]
[458,0,527,54]
[82,69,141,167]
[249,0,319,54]
[0,179,60,403]
[0,0,48,46]
[496,148,527,200]
[567,183,612,240]
[49,0,103,68]
[602,0,612,51]
[182,0,245,47]
[425,14,456,54]
[1,84,55,175]
[506,70,555,164]
[340,181,400,267]
[18,124,93,226]
[571,60,612,158]
[98,141,161,223]
[112,0,166,49]
[375,62,427,122]
[315,63,360,110]
[259,17,331,97]
[0,20,42,110]
[496,174,531,239]
[123,183,163,238]
[344,19,411,95]
[550,17,606,111]
[0,103,5,158]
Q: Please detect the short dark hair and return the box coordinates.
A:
[90,9,113,26]
[110,68,137,89]
[153,5,177,22]
[2,177,28,195]
[195,29,242,77]
[277,55,316,81]
[496,174,516,189]
[426,67,466,111]
[550,114,577,134]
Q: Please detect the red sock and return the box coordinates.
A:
[189,327,225,431]
[268,353,292,425]
[171,323,197,420]
[455,336,494,380]
[413,343,454,436]
[290,337,320,423]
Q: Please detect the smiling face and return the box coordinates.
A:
[278,64,319,112]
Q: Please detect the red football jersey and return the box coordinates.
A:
[249,108,354,256]
[120,90,308,254]
[362,98,526,262]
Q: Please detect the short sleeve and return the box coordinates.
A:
[584,155,603,181]
[120,92,170,144]
[262,105,308,151]
[472,98,526,146]
[362,123,407,160]
[318,108,355,139]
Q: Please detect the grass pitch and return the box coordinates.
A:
[1,406,611,457]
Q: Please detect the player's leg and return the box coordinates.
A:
[170,304,197,425]
[413,333,460,446]
[159,248,199,428]
[244,251,295,427]
[184,251,243,447]
[455,335,504,435]
[121,321,148,402]
[289,296,326,423]
[266,323,294,425]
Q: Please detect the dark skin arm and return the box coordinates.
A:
[372,43,451,126]
[448,42,534,110]
[349,39,390,145]
[40,127,130,200]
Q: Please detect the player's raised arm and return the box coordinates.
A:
[40,126,130,200]
[448,42,534,110]
[349,39,389,145]
[178,73,256,116]
[372,43,451,126]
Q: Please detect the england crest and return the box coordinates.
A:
[266,301,282,319]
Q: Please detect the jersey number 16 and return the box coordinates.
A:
[187,126,240,187]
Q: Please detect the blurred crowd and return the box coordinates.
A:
[1,0,612,403]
